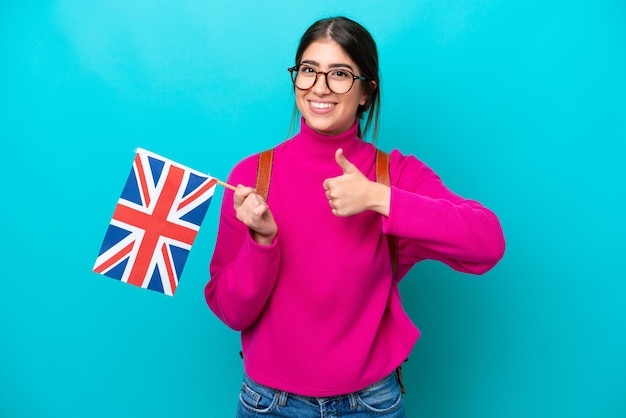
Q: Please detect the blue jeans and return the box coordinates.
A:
[236,372,407,417]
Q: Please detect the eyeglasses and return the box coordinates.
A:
[288,64,367,95]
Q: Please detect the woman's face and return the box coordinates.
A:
[295,40,367,136]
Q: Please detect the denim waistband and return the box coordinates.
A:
[242,370,399,404]
[237,370,407,417]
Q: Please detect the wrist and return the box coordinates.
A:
[252,231,276,246]
[368,181,391,217]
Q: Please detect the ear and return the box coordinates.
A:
[360,93,367,106]
[360,80,377,107]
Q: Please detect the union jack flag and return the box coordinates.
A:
[93,148,216,296]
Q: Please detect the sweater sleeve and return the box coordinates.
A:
[204,157,281,331]
[382,150,505,275]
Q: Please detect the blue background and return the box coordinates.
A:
[1,1,625,417]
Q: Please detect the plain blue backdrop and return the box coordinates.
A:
[1,1,625,417]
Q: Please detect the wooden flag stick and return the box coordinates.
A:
[215,178,238,191]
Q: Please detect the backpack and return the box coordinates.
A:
[254,148,398,275]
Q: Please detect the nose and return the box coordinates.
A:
[311,72,331,94]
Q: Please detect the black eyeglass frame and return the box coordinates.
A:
[287,65,368,95]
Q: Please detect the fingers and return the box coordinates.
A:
[322,178,331,195]
[235,192,268,222]
[233,185,256,207]
[252,201,269,217]
[323,182,333,200]
[233,187,278,238]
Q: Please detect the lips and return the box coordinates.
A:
[310,101,335,110]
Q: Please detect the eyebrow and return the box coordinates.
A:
[300,60,355,72]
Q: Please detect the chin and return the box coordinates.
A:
[305,117,349,136]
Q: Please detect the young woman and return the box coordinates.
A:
[205,16,505,417]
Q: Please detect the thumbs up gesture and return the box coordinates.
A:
[323,148,389,217]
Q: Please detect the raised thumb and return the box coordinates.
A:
[335,148,355,174]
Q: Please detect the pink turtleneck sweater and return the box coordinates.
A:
[205,119,505,397]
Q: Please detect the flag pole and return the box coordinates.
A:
[215,178,238,192]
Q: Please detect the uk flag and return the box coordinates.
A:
[93,148,216,296]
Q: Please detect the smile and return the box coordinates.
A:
[310,101,335,109]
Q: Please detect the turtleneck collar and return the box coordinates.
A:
[290,117,363,162]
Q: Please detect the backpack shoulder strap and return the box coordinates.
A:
[375,149,398,276]
[375,148,391,186]
[255,148,274,201]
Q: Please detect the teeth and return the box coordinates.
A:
[311,102,334,109]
